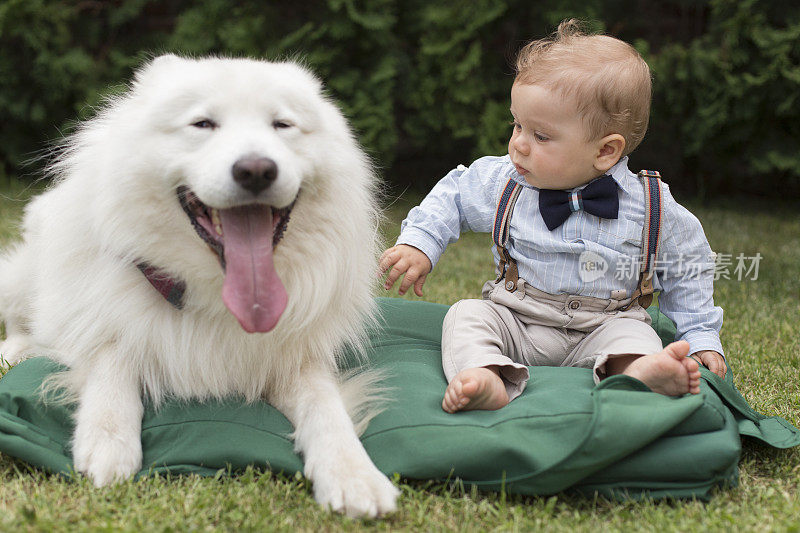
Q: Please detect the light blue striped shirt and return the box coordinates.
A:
[397,155,724,356]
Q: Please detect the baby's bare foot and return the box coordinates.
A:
[442,367,509,413]
[623,341,701,396]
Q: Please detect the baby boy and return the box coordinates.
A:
[381,20,726,413]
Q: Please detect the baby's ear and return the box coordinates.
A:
[594,134,625,172]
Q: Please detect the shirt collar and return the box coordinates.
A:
[605,156,630,188]
[566,156,633,195]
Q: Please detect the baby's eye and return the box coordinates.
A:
[509,121,522,131]
[533,132,549,142]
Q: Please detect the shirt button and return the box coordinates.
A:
[569,301,581,310]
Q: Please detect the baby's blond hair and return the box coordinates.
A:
[515,20,652,155]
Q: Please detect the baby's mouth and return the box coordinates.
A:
[513,163,529,176]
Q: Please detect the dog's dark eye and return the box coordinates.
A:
[272,120,293,130]
[192,119,217,129]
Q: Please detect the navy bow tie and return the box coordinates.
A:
[538,175,619,231]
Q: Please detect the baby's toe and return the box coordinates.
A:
[443,381,466,412]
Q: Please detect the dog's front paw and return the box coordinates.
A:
[72,429,142,487]
[0,335,34,366]
[309,455,399,519]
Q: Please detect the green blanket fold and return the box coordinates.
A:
[0,297,797,500]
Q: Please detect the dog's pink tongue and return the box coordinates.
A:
[219,206,287,333]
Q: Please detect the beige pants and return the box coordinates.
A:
[442,280,664,401]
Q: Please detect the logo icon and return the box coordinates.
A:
[579,251,608,282]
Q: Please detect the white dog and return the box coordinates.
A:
[0,55,398,518]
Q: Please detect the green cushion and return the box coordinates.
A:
[0,297,797,500]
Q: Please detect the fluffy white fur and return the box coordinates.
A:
[0,55,398,518]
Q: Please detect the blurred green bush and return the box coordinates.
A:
[0,0,797,197]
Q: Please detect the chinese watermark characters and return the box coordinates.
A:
[578,252,763,283]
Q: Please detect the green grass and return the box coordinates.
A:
[0,177,35,244]
[1,182,799,531]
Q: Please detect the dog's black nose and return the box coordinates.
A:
[232,157,278,195]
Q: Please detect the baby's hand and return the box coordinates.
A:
[690,350,727,379]
[379,245,432,296]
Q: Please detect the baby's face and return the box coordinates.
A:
[508,83,603,190]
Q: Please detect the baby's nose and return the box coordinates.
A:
[512,136,530,156]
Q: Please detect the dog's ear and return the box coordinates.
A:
[134,54,185,85]
[149,54,183,67]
